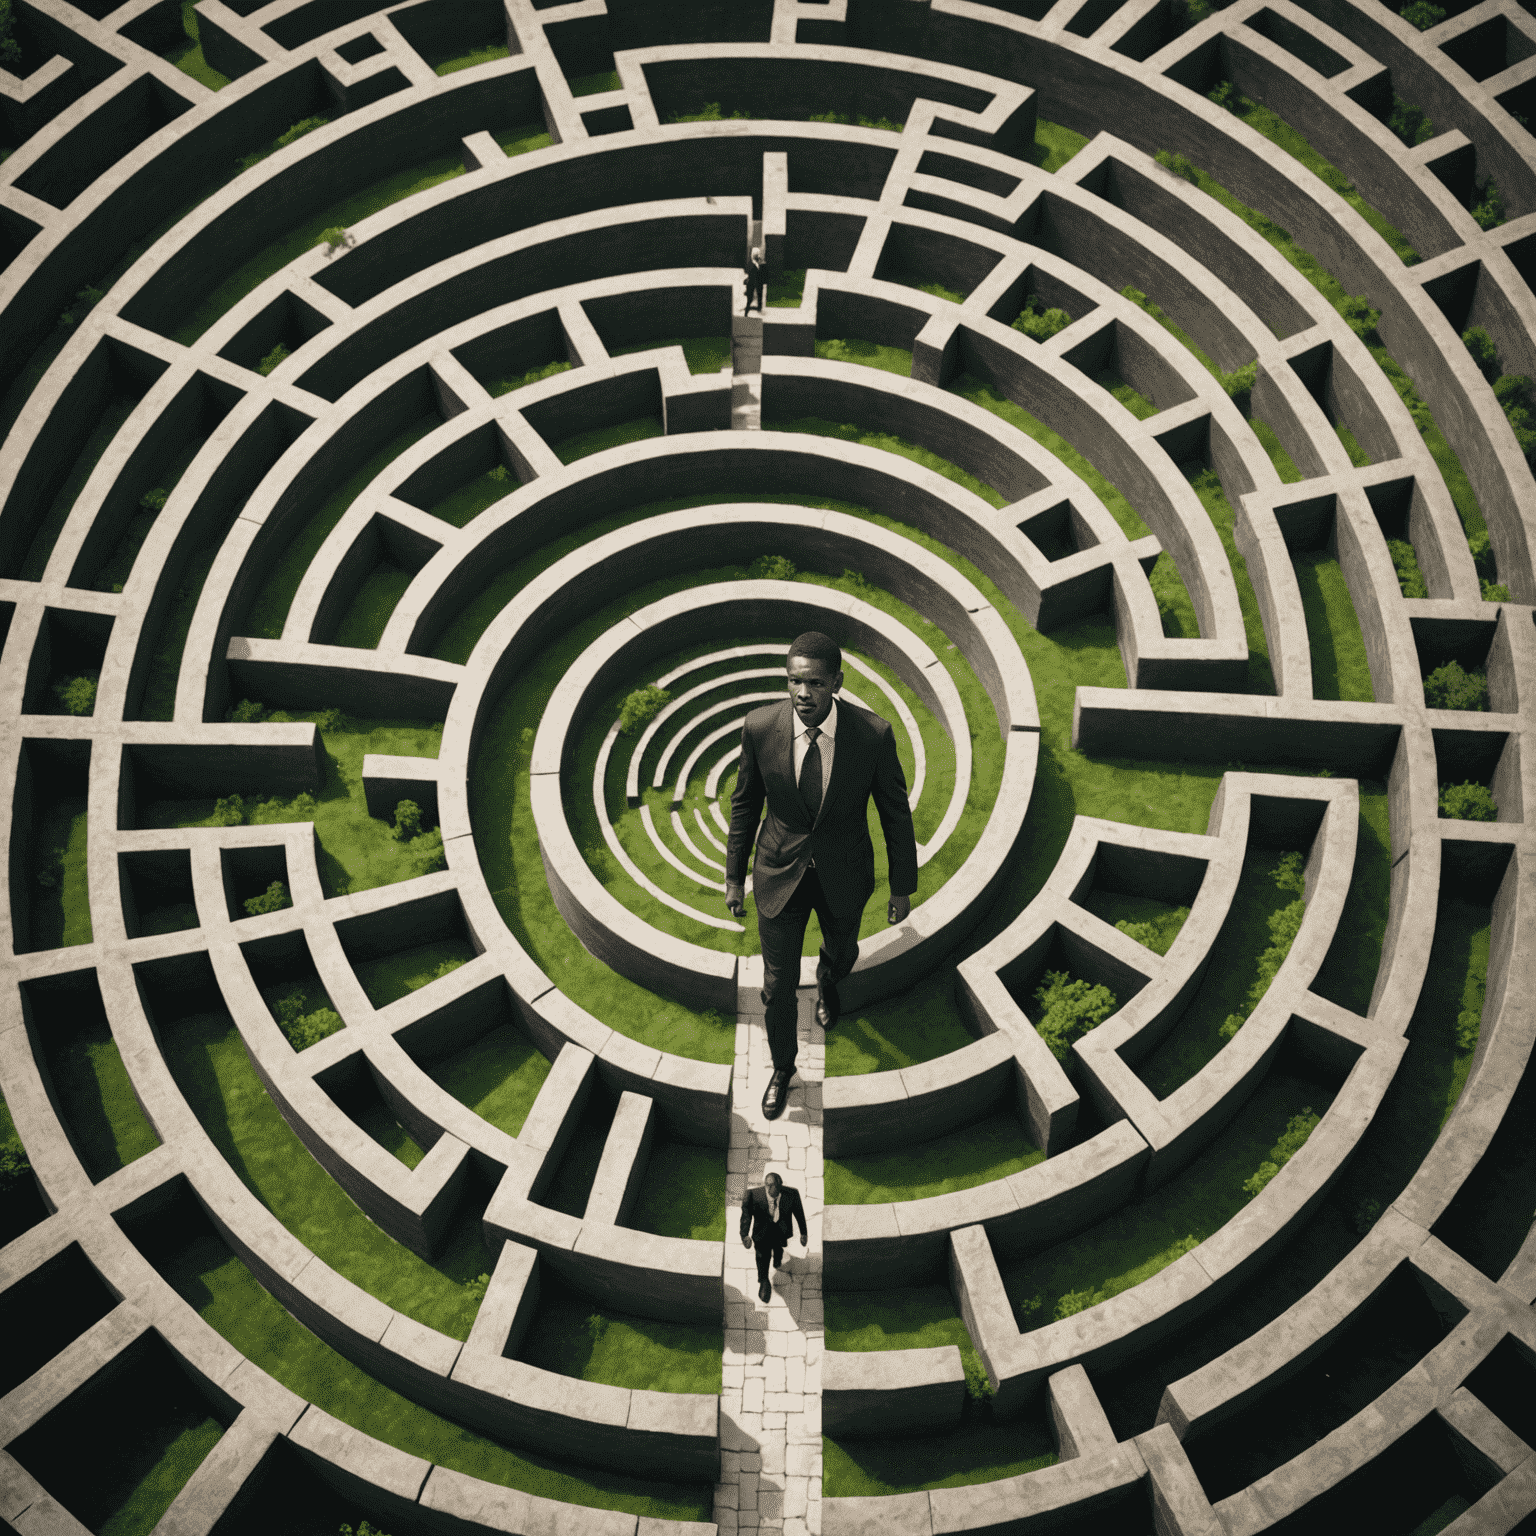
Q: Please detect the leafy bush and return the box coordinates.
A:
[1399,0,1444,27]
[1481,579,1511,602]
[1472,178,1504,231]
[1438,781,1498,822]
[1012,293,1071,341]
[58,285,105,327]
[1242,1107,1320,1198]
[1054,1287,1102,1320]
[1219,1012,1246,1041]
[340,1522,391,1536]
[243,880,290,917]
[319,226,352,255]
[432,957,464,981]
[408,827,446,875]
[393,799,423,841]
[669,101,723,121]
[1386,538,1428,598]
[619,685,670,735]
[1208,80,1239,112]
[1219,856,1306,1039]
[1174,0,1210,31]
[273,989,343,1052]
[462,1272,490,1306]
[314,707,342,731]
[0,1137,31,1196]
[1467,529,1495,579]
[1388,95,1434,147]
[1272,850,1305,895]
[0,0,21,66]
[229,698,267,723]
[1155,149,1199,183]
[248,791,317,824]
[1456,1001,1482,1052]
[1422,660,1488,711]
[748,554,798,580]
[840,567,875,597]
[212,796,245,827]
[1034,971,1118,1061]
[1114,905,1190,956]
[1353,1197,1381,1235]
[140,487,169,513]
[962,1353,994,1402]
[275,115,328,148]
[1338,295,1380,341]
[1017,1293,1042,1323]
[53,674,97,715]
[487,464,511,481]
[1221,360,1258,403]
[258,343,289,376]
[1462,326,1498,379]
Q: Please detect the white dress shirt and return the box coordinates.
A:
[791,697,838,815]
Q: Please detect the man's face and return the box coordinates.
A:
[765,1175,781,1199]
[787,654,841,730]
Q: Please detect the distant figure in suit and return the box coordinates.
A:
[740,1171,808,1302]
[744,246,767,314]
[725,632,918,1120]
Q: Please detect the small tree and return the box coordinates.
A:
[243,880,290,916]
[618,685,670,734]
[1471,178,1504,231]
[1388,95,1433,147]
[409,827,446,875]
[1438,781,1498,822]
[1033,970,1118,1061]
[392,799,423,841]
[53,674,97,715]
[1423,660,1488,711]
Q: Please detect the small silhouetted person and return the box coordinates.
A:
[744,246,767,314]
[740,1171,807,1303]
[725,632,917,1120]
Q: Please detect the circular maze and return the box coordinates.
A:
[0,0,1532,1530]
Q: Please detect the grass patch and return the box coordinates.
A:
[1030,118,1089,174]
[36,1001,160,1182]
[1186,465,1278,694]
[165,0,230,89]
[244,419,438,638]
[768,268,806,307]
[350,939,477,1008]
[428,466,518,528]
[1250,417,1304,482]
[826,1111,1042,1204]
[814,337,913,376]
[137,1211,710,1517]
[494,124,554,157]
[625,1140,728,1240]
[1293,551,1375,701]
[436,42,509,75]
[823,1423,1056,1496]
[1416,896,1491,1134]
[570,70,621,96]
[426,1023,551,1138]
[517,1291,722,1394]
[1086,891,1190,955]
[135,547,218,720]
[611,336,732,374]
[552,415,664,464]
[489,358,572,397]
[27,791,91,952]
[331,560,413,648]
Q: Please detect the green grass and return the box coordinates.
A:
[1250,418,1304,482]
[814,337,913,376]
[768,268,806,308]
[135,547,218,720]
[141,1219,710,1517]
[1336,422,1371,466]
[826,969,978,1076]
[518,1291,722,1394]
[426,1023,551,1138]
[20,393,140,580]
[1098,370,1159,421]
[488,358,572,397]
[331,561,414,648]
[1133,848,1304,1098]
[165,0,230,89]
[626,1141,727,1240]
[570,70,621,96]
[1186,464,1278,694]
[1416,897,1491,1133]
[824,1421,1056,1496]
[826,1111,1042,1204]
[348,1089,426,1168]
[1084,891,1190,955]
[1293,551,1375,701]
[38,1004,160,1182]
[428,466,518,527]
[1001,1066,1336,1323]
[350,939,477,1008]
[1218,90,1419,265]
[27,794,91,951]
[552,415,665,464]
[1030,118,1090,174]
[494,124,554,157]
[9,1338,224,1536]
[245,419,438,639]
[141,712,443,899]
[436,42,510,75]
[611,336,732,374]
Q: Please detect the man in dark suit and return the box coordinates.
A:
[725,632,918,1120]
[740,1172,808,1302]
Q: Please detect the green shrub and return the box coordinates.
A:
[1438,781,1498,821]
[1472,178,1504,231]
[1034,971,1118,1061]
[1242,1107,1320,1197]
[257,343,289,376]
[1467,529,1495,578]
[140,487,169,512]
[1114,905,1190,956]
[461,1272,490,1306]
[1386,538,1428,598]
[840,567,875,597]
[1481,579,1511,602]
[1456,1005,1482,1053]
[1219,1011,1246,1041]
[1272,850,1305,895]
[275,115,328,148]
[1012,293,1071,341]
[1222,360,1258,403]
[432,957,465,981]
[319,226,351,254]
[1218,856,1306,1040]
[585,1313,608,1341]
[1353,1197,1381,1235]
[669,101,722,122]
[273,989,343,1051]
[748,554,798,580]
[392,799,423,841]
[1388,95,1434,146]
[1208,80,1239,112]
[0,0,21,66]
[1054,1287,1102,1319]
[618,684,670,734]
[340,1521,391,1536]
[1423,660,1488,711]
[248,791,317,824]
[1017,1294,1042,1323]
[243,880,290,917]
[53,674,97,715]
[0,1136,31,1195]
[491,359,571,394]
[314,707,342,731]
[229,698,267,723]
[1462,326,1498,379]
[1338,295,1380,341]
[58,285,105,327]
[1174,0,1210,31]
[487,464,511,481]
[962,1354,995,1402]
[1155,149,1200,183]
[1399,0,1444,27]
[408,827,446,875]
[212,796,245,827]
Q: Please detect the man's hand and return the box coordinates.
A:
[742,1237,752,1250]
[888,893,912,925]
[725,880,745,919]
[800,1234,808,1248]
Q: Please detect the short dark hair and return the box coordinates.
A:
[787,631,841,675]
[765,1171,782,1189]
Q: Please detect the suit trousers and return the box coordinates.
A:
[758,868,861,1074]
[754,1237,786,1287]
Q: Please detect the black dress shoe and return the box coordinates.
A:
[815,996,837,1031]
[759,1280,771,1302]
[762,1070,790,1120]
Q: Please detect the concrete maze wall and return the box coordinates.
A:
[0,0,1533,1530]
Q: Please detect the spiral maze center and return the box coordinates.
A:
[0,0,1534,1533]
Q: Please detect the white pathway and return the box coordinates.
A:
[731,311,764,431]
[716,971,824,1534]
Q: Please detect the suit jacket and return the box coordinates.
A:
[725,699,917,923]
[740,1184,808,1248]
